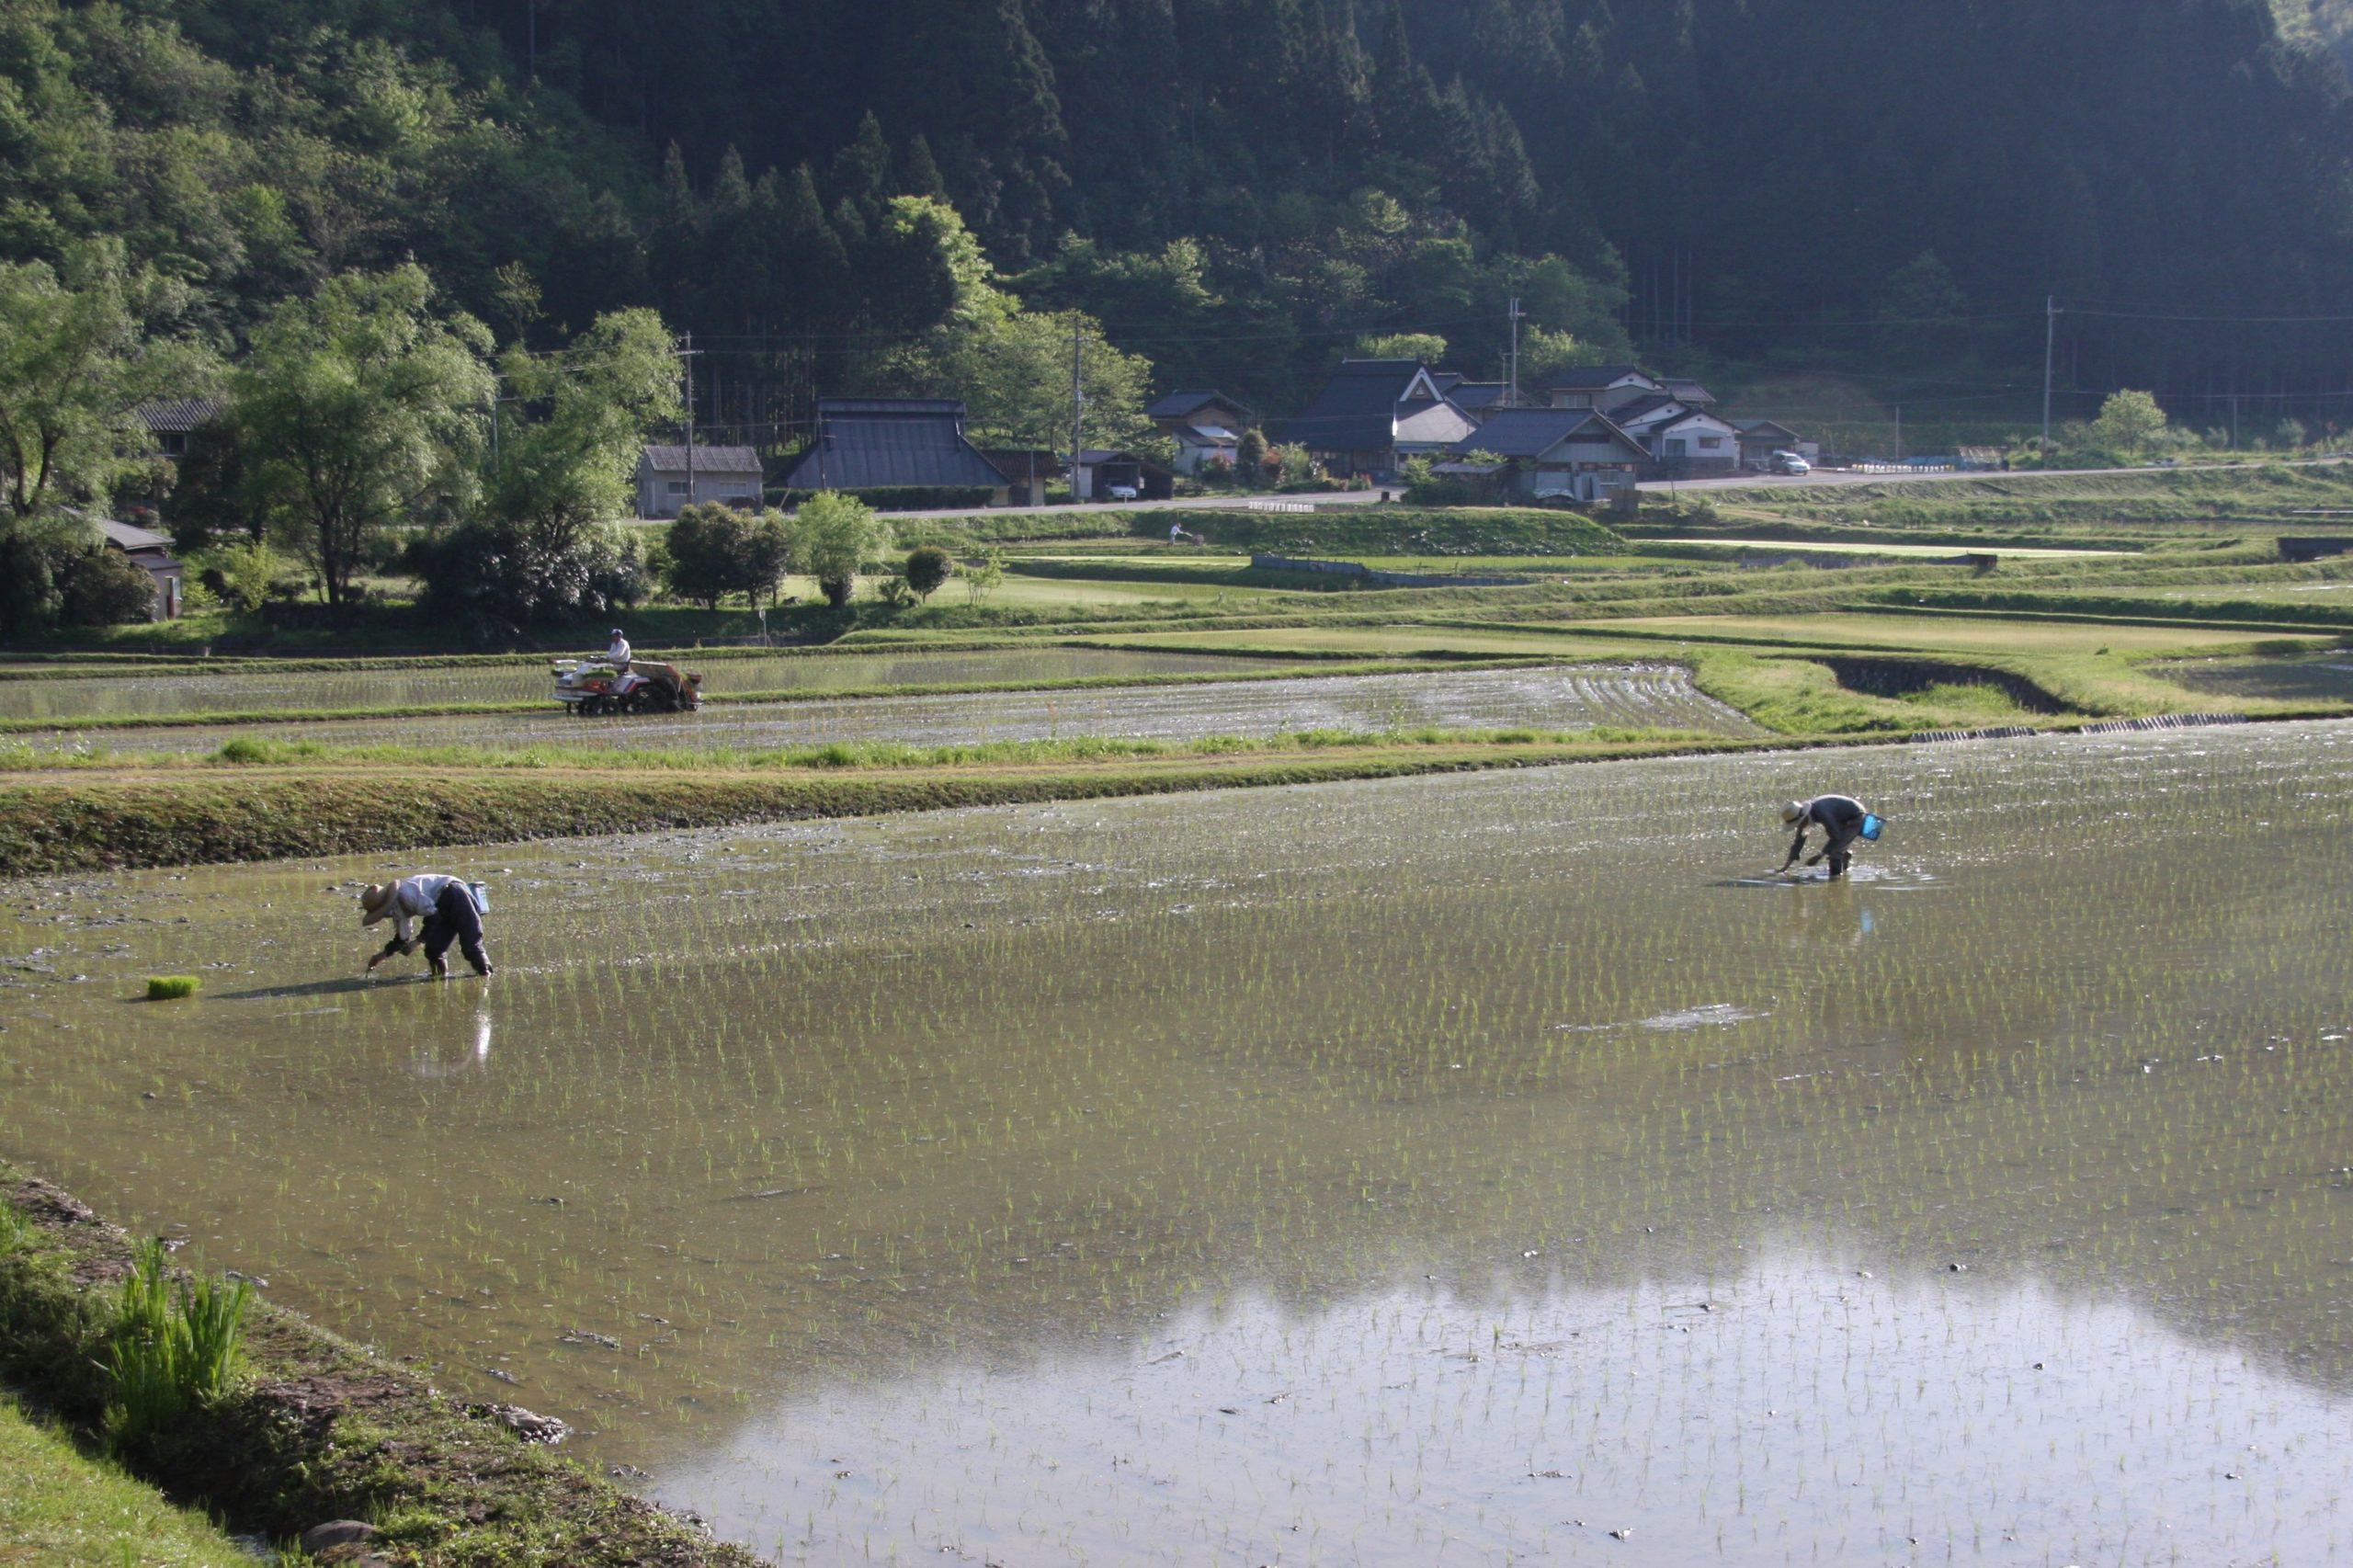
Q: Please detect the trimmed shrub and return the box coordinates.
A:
[904,546,953,598]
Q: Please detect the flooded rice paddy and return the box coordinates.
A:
[0,647,1273,721]
[14,665,1756,756]
[5,723,2353,1562]
[2160,652,2353,704]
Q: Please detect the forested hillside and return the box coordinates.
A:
[7,0,2353,439]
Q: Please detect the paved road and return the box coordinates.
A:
[868,456,2353,520]
[873,490,1390,520]
[1640,455,2353,494]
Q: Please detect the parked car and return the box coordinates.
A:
[1105,483,1141,501]
[1769,451,1811,475]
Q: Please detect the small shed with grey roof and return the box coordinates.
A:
[779,400,1010,505]
[637,444,765,517]
[97,517,185,619]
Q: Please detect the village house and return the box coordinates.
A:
[1544,366,1667,414]
[98,517,185,619]
[1279,359,1480,480]
[778,399,1011,506]
[136,399,223,461]
[1144,391,1254,475]
[636,444,764,517]
[1444,407,1648,504]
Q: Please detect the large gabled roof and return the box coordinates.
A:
[780,399,1007,491]
[1449,408,1646,461]
[1281,359,1442,451]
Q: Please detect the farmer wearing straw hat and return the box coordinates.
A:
[361,874,493,979]
[1779,794,1873,881]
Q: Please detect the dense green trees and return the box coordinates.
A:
[7,0,2353,476]
[231,266,494,607]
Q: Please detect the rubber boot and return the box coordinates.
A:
[429,954,449,980]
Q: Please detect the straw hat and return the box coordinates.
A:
[1779,800,1807,824]
[358,883,397,926]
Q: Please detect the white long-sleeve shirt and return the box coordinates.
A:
[606,637,631,666]
[384,874,463,944]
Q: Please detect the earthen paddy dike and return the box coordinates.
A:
[4,723,2351,1562]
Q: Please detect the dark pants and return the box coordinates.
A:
[419,883,491,975]
[1823,831,1859,879]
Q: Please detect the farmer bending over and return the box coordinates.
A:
[1779,795,1870,880]
[362,875,493,979]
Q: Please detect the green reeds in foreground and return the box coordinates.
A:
[144,976,199,1001]
[107,1239,252,1452]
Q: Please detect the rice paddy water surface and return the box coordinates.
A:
[2,724,2351,1562]
[12,665,1757,756]
[0,648,1275,721]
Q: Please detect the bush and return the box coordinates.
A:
[57,544,158,626]
[406,517,650,632]
[145,975,199,1000]
[796,492,892,608]
[107,1238,252,1457]
[904,545,953,598]
[204,539,280,613]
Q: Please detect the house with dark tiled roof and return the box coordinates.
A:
[1443,381,1512,418]
[1279,360,1479,479]
[779,400,1010,505]
[637,443,765,517]
[136,399,222,460]
[1145,391,1255,475]
[1544,367,1665,414]
[1446,408,1648,503]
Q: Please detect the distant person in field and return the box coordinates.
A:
[362,875,494,979]
[605,628,631,670]
[1779,794,1871,880]
[1168,521,1200,546]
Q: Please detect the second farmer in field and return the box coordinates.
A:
[1779,794,1875,881]
[361,874,494,979]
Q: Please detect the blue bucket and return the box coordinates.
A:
[1859,813,1884,843]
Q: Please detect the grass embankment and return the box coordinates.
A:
[0,731,1757,874]
[0,1394,261,1566]
[0,1166,758,1567]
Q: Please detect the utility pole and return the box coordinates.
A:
[678,332,700,507]
[2230,392,2241,451]
[1506,297,1525,409]
[2041,295,2058,448]
[1070,313,1086,502]
[1893,403,1902,463]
